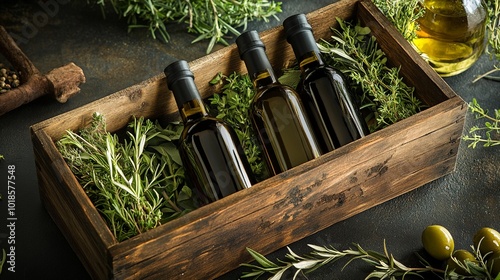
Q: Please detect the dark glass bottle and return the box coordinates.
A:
[283,14,369,153]
[236,30,321,176]
[164,60,256,205]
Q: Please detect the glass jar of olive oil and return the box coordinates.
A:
[412,0,487,77]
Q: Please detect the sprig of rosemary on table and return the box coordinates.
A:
[241,241,500,280]
[92,0,282,54]
[462,98,500,148]
[317,18,422,132]
[57,113,196,241]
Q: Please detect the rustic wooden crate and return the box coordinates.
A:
[30,0,467,279]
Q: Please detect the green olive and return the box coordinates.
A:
[447,249,476,275]
[422,225,454,261]
[473,227,500,255]
[488,251,500,277]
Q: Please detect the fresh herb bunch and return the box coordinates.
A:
[318,18,422,132]
[92,0,282,54]
[208,72,267,180]
[462,98,500,148]
[57,113,196,241]
[370,0,424,41]
[241,241,500,280]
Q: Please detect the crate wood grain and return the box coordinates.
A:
[31,0,467,279]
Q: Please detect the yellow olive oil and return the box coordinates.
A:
[412,0,486,76]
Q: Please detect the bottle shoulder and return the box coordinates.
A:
[303,64,343,79]
[182,117,235,139]
[254,82,300,100]
[301,65,348,88]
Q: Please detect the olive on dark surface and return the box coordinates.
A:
[422,224,455,261]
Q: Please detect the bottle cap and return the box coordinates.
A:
[236,30,265,58]
[164,60,193,88]
[283,14,319,61]
[236,31,273,78]
[283,14,312,38]
[164,60,201,109]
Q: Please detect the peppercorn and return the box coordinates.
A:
[0,63,21,93]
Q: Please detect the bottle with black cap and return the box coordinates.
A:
[164,60,256,205]
[236,30,321,176]
[283,14,369,153]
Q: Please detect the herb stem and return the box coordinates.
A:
[473,66,500,83]
[162,190,182,213]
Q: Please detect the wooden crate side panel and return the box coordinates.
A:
[109,97,466,279]
[31,129,116,279]
[118,127,461,280]
[31,75,172,141]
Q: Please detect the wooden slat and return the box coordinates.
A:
[30,75,174,141]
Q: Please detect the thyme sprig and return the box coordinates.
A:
[93,0,282,54]
[57,113,196,241]
[241,240,500,280]
[462,98,500,148]
[318,18,422,132]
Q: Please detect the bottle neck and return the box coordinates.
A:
[241,47,278,89]
[179,99,208,123]
[299,51,325,73]
[252,69,278,89]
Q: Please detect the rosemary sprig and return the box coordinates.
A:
[57,113,196,241]
[92,0,282,54]
[241,240,500,280]
[318,18,422,132]
[208,72,268,180]
[462,98,500,148]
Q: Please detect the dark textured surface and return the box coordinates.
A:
[0,0,499,279]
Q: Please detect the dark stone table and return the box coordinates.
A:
[0,0,498,279]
